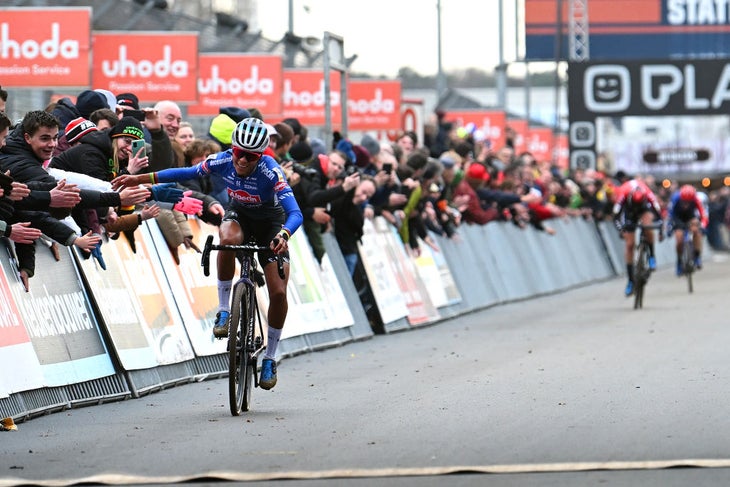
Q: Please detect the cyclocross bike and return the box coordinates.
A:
[201,235,285,416]
[632,222,663,310]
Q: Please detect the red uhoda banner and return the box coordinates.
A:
[0,7,91,87]
[188,53,283,117]
[91,31,198,103]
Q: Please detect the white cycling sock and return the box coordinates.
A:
[217,279,232,312]
[265,327,282,360]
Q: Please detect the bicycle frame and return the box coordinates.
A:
[632,222,662,310]
[679,225,695,293]
[201,235,284,415]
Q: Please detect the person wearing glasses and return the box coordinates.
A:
[112,118,302,390]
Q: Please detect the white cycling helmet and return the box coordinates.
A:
[231,117,269,153]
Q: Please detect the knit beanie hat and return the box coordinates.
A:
[335,139,356,165]
[289,141,313,163]
[75,90,109,119]
[116,92,140,110]
[353,144,371,168]
[208,114,237,147]
[360,134,381,158]
[94,89,117,112]
[65,117,98,144]
[219,106,250,124]
[109,116,144,140]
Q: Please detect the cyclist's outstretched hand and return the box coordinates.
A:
[270,232,289,255]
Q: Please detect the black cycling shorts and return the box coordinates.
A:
[222,207,290,268]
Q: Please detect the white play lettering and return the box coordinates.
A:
[641,63,730,111]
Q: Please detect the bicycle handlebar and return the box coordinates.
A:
[201,234,285,280]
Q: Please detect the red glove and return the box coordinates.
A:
[173,191,203,215]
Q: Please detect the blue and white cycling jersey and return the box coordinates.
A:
[154,150,303,236]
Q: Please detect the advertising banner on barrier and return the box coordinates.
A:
[0,241,114,390]
[357,218,410,325]
[91,31,198,103]
[0,244,43,397]
[0,7,91,87]
[282,232,354,338]
[143,218,226,357]
[77,225,195,370]
[188,54,283,117]
[413,237,462,309]
[255,232,355,339]
[384,225,440,326]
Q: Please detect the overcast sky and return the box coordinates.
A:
[254,0,521,77]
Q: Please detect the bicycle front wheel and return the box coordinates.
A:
[682,237,694,293]
[228,283,254,415]
[633,243,649,309]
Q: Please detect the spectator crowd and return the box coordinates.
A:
[1,83,730,300]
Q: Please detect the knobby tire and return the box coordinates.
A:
[682,234,694,294]
[228,283,253,415]
[634,243,648,310]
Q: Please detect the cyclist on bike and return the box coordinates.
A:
[667,184,707,275]
[612,178,663,297]
[112,118,303,390]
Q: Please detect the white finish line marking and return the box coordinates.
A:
[3,459,730,486]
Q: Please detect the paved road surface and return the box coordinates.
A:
[2,253,730,486]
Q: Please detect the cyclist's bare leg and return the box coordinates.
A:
[264,261,289,328]
[624,230,636,267]
[639,211,655,245]
[674,228,684,260]
[216,220,243,310]
[263,260,290,359]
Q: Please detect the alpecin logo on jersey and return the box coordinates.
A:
[228,189,261,204]
[273,181,287,192]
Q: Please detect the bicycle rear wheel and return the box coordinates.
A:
[682,236,694,294]
[633,243,649,309]
[228,283,254,415]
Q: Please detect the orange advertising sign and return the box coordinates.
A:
[282,69,342,127]
[0,7,91,87]
[188,54,283,117]
[445,110,508,149]
[526,126,555,164]
[91,32,198,103]
[347,80,401,131]
[506,118,529,155]
[553,132,569,171]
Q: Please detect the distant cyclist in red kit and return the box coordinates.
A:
[612,178,663,297]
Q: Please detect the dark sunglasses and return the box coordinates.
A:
[232,147,262,162]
